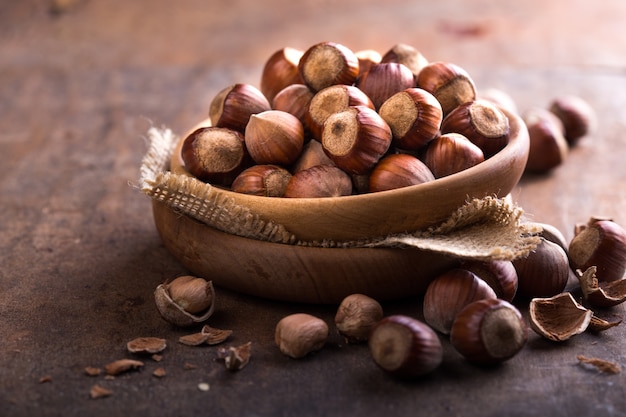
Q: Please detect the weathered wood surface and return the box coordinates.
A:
[2,0,626,415]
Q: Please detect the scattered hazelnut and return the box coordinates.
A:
[568,217,626,283]
[378,88,443,150]
[450,298,527,364]
[548,95,597,145]
[422,268,497,334]
[231,164,292,197]
[440,99,510,158]
[283,165,353,198]
[335,294,384,343]
[528,292,592,342]
[523,107,568,173]
[416,61,476,116]
[244,110,304,166]
[260,47,305,103]
[275,313,329,359]
[321,106,392,175]
[209,83,271,132]
[512,238,570,299]
[422,132,485,178]
[306,84,374,140]
[380,43,429,78]
[154,276,216,327]
[180,126,249,186]
[577,266,626,308]
[461,260,518,302]
[368,315,443,378]
[368,153,435,193]
[298,41,360,92]
[355,62,416,109]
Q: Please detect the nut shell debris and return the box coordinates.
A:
[529,292,592,342]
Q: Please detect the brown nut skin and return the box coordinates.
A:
[368,153,435,193]
[416,61,477,116]
[244,110,304,166]
[321,106,392,175]
[271,84,314,133]
[440,99,510,158]
[378,88,443,151]
[260,47,305,103]
[335,294,384,343]
[275,313,329,359]
[523,107,568,173]
[355,62,416,110]
[355,49,382,77]
[380,43,429,78]
[154,278,216,328]
[450,298,527,365]
[209,83,272,133]
[368,315,443,378]
[283,165,353,198]
[423,269,497,334]
[306,84,375,141]
[231,164,292,197]
[512,237,570,299]
[423,133,485,178]
[549,95,596,145]
[180,126,250,186]
[461,260,518,302]
[290,139,335,173]
[569,218,626,283]
[298,41,360,92]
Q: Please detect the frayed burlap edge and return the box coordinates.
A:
[137,126,541,261]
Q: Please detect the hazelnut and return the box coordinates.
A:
[231,164,292,197]
[378,88,443,150]
[180,127,250,186]
[154,275,215,327]
[244,110,304,165]
[260,47,305,103]
[528,292,592,342]
[380,43,429,78]
[271,83,314,134]
[568,217,626,282]
[368,153,435,193]
[368,315,443,378]
[355,49,382,76]
[422,132,485,178]
[290,139,335,173]
[577,266,626,308]
[422,268,497,334]
[283,165,353,198]
[461,260,518,302]
[321,106,392,175]
[416,61,476,116]
[355,62,416,109]
[440,99,510,158]
[549,95,596,145]
[512,237,570,299]
[534,222,569,254]
[523,107,568,173]
[209,83,271,132]
[450,298,527,365]
[298,41,360,92]
[335,294,384,343]
[306,84,374,140]
[275,313,329,359]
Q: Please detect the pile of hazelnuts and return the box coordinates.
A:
[180,41,515,198]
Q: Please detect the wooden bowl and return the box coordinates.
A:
[169,109,529,242]
[153,109,529,303]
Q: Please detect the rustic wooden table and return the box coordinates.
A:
[3,0,626,415]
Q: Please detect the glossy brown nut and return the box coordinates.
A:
[231,164,292,197]
[271,84,315,134]
[512,237,570,298]
[378,87,443,150]
[423,133,485,178]
[368,153,435,193]
[321,106,392,175]
[298,41,360,92]
[244,110,304,165]
[416,61,476,116]
[283,165,353,198]
[355,62,416,109]
[549,95,596,145]
[260,47,305,103]
[355,49,382,77]
[461,260,518,302]
[380,43,429,77]
[523,107,568,173]
[209,83,271,132]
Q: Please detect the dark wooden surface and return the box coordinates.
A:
[3,0,626,415]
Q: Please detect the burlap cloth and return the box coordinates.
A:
[138,126,541,261]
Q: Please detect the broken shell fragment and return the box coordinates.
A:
[126,337,167,354]
[154,277,216,327]
[178,325,233,346]
[587,314,622,332]
[104,359,145,376]
[577,266,626,308]
[217,342,252,371]
[528,292,592,342]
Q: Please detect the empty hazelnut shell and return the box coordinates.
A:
[529,292,592,342]
[577,266,626,308]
